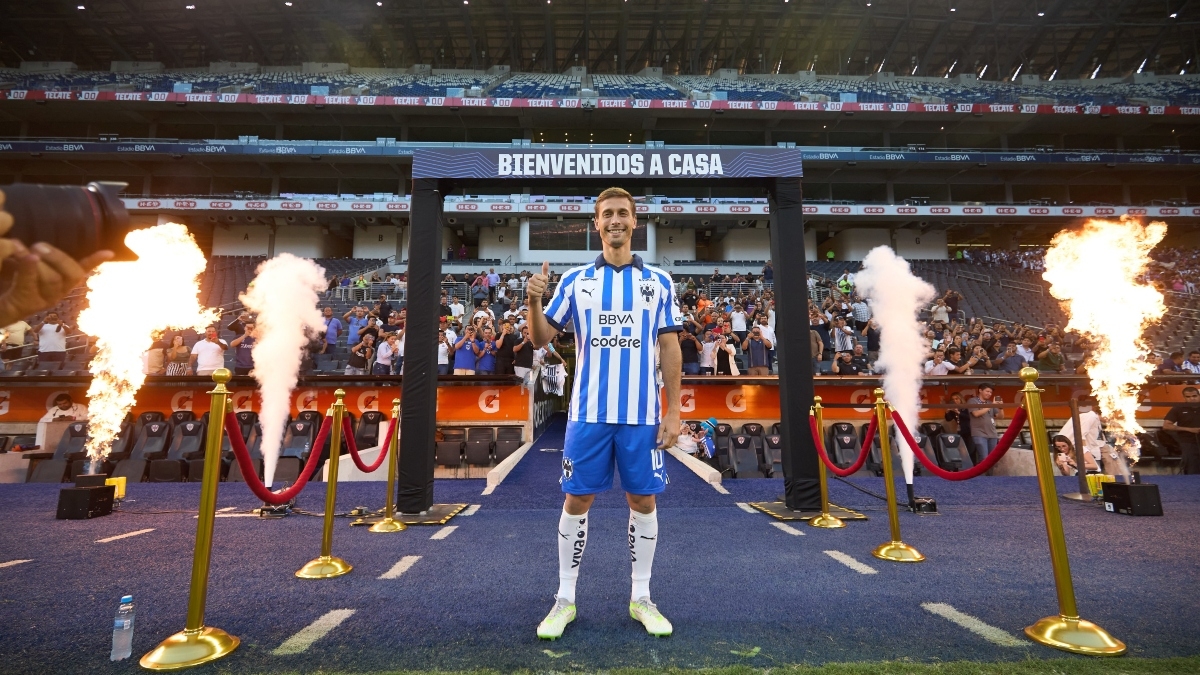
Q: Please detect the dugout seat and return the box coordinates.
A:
[764,434,783,477]
[728,434,764,478]
[864,424,927,477]
[436,428,465,467]
[169,410,196,427]
[227,423,263,482]
[934,433,974,471]
[296,410,324,427]
[740,422,767,467]
[276,419,317,484]
[919,422,946,440]
[713,423,733,472]
[465,427,494,465]
[27,422,89,483]
[110,412,160,460]
[148,419,207,482]
[205,411,257,481]
[112,420,173,481]
[355,411,386,449]
[825,423,861,468]
[494,426,523,460]
[770,422,782,435]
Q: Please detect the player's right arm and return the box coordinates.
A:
[527,261,570,348]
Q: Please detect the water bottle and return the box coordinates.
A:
[110,595,134,661]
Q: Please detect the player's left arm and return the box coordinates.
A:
[655,273,684,449]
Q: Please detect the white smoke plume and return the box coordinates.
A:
[239,254,328,486]
[853,246,937,484]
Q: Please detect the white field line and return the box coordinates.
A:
[770,522,805,536]
[735,502,758,514]
[459,505,480,516]
[824,550,878,575]
[712,483,730,494]
[921,602,1026,647]
[272,609,357,655]
[0,559,32,569]
[95,528,155,543]
[378,556,421,580]
[430,525,457,540]
[217,507,237,512]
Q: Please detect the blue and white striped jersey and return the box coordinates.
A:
[544,254,683,425]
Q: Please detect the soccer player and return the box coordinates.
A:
[527,187,683,640]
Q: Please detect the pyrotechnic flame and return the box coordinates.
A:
[239,254,327,486]
[1043,217,1167,466]
[79,224,217,463]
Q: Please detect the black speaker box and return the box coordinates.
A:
[56,485,115,520]
[1102,482,1163,516]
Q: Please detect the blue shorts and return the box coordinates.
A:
[561,421,668,496]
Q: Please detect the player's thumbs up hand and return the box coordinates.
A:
[526,261,550,302]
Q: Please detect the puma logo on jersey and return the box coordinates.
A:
[580,288,594,297]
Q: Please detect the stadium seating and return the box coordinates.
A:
[933,433,973,471]
[111,419,173,481]
[489,73,580,99]
[436,428,466,468]
[494,426,523,461]
[825,422,861,468]
[148,419,207,482]
[27,422,89,483]
[590,75,686,99]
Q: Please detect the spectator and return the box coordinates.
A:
[320,306,342,354]
[391,321,406,375]
[458,243,468,260]
[851,296,871,332]
[831,351,865,376]
[378,333,399,375]
[761,261,773,287]
[1056,398,1106,469]
[353,275,368,301]
[164,334,190,376]
[229,322,256,376]
[924,350,954,376]
[345,334,374,376]
[447,245,455,260]
[3,318,30,366]
[476,327,498,375]
[473,300,496,324]
[929,298,951,323]
[1184,350,1200,375]
[836,269,854,295]
[831,317,857,354]
[996,343,1027,373]
[39,392,88,423]
[756,314,777,374]
[495,321,517,375]
[1035,343,1067,373]
[513,324,535,382]
[503,301,521,322]
[1163,386,1200,474]
[1158,351,1185,374]
[343,306,371,345]
[373,294,394,322]
[1016,337,1036,364]
[699,331,718,375]
[448,295,466,323]
[710,267,722,284]
[942,289,963,316]
[849,344,870,373]
[729,304,749,344]
[967,383,1004,464]
[34,311,70,368]
[810,328,824,372]
[188,326,228,377]
[741,325,773,375]
[943,393,973,449]
[715,334,737,375]
[680,330,702,375]
[860,318,881,364]
[226,311,252,337]
[471,271,490,307]
[1053,436,1099,476]
[486,268,501,303]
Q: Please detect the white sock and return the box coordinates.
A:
[628,508,658,601]
[556,509,588,604]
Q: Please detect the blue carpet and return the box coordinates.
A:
[0,416,1197,673]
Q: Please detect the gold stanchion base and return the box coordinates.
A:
[295,555,353,579]
[368,518,407,533]
[139,626,239,671]
[1025,615,1127,656]
[809,513,847,529]
[1061,492,1092,502]
[872,540,925,563]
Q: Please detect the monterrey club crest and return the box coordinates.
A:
[639,281,656,303]
[562,457,574,481]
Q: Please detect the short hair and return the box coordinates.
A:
[53,393,72,405]
[1184,386,1200,396]
[1190,351,1200,357]
[594,187,637,217]
[977,382,995,391]
[1171,351,1184,359]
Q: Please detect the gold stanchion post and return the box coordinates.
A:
[296,389,353,578]
[140,369,240,670]
[1019,368,1126,656]
[809,396,845,528]
[369,399,406,533]
[871,388,924,563]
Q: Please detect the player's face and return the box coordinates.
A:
[593,197,635,249]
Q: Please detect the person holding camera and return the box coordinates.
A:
[494,321,518,375]
[714,333,738,375]
[453,325,482,375]
[188,326,228,377]
[377,332,399,376]
[229,322,257,376]
[434,331,451,376]
[33,311,71,368]
[476,327,498,375]
[345,333,375,376]
[740,325,773,376]
[513,324,535,381]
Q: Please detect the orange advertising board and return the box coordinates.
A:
[0,383,528,424]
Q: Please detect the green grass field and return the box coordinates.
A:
[321,655,1200,675]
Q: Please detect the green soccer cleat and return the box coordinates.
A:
[537,597,577,640]
[630,597,673,637]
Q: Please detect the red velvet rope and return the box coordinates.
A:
[891,407,1028,481]
[342,416,397,474]
[225,413,332,505]
[809,414,876,477]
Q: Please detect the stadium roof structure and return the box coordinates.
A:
[1,0,1197,81]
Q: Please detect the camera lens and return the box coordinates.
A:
[2,182,133,260]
